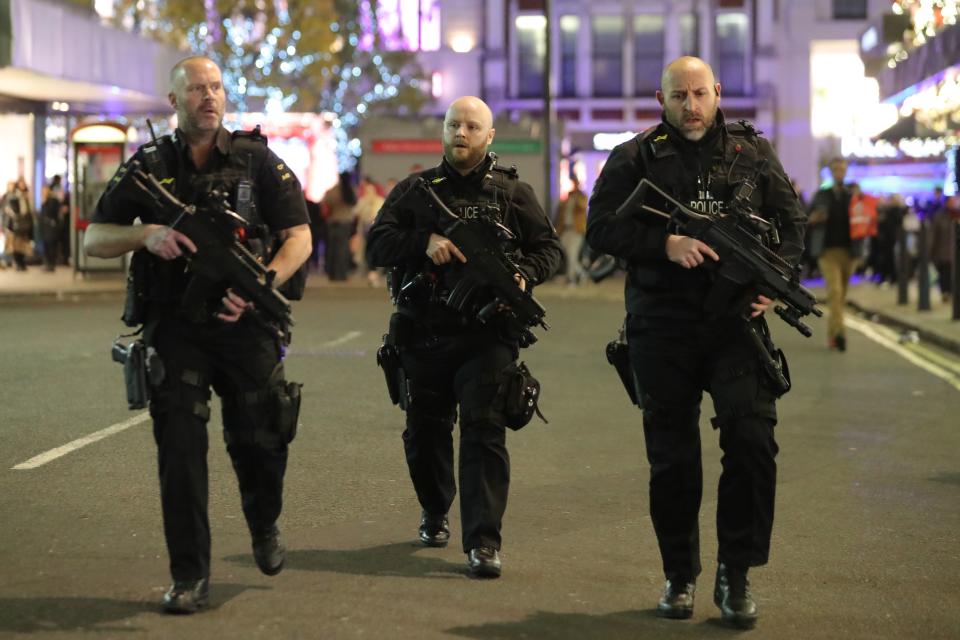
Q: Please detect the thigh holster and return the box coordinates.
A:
[222,368,302,447]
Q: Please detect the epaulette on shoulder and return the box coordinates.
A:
[232,124,268,144]
[490,162,519,180]
[638,124,663,143]
[726,119,762,138]
[419,164,444,184]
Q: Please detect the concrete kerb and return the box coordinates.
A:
[845,298,960,356]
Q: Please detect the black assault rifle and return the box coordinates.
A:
[414,177,549,345]
[622,178,821,337]
[129,163,293,341]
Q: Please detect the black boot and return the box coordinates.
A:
[418,511,450,547]
[656,576,695,619]
[714,563,758,629]
[162,578,209,614]
[252,526,286,576]
[467,547,501,578]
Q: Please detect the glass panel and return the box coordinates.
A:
[592,15,624,97]
[560,15,580,97]
[420,0,441,51]
[715,12,748,96]
[680,13,698,57]
[634,14,664,96]
[833,0,867,20]
[517,15,546,98]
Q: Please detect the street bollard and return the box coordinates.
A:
[953,219,959,321]
[897,226,909,305]
[917,216,931,311]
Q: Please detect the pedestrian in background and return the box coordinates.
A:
[354,175,385,286]
[4,179,34,271]
[930,195,958,304]
[808,158,854,351]
[553,175,588,286]
[586,56,805,629]
[321,171,357,281]
[39,185,63,272]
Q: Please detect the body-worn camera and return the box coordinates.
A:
[111,339,165,409]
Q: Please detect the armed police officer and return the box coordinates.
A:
[586,57,805,628]
[84,56,311,614]
[366,96,561,578]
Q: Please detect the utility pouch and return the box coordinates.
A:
[111,338,165,409]
[122,250,150,327]
[273,380,303,443]
[605,321,641,406]
[500,361,546,431]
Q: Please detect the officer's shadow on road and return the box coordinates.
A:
[0,584,261,633]
[448,609,745,639]
[225,541,466,579]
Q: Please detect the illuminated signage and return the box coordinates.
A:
[593,132,637,150]
[841,136,947,159]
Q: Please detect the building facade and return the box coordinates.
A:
[359,0,895,208]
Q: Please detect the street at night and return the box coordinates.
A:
[1,282,957,639]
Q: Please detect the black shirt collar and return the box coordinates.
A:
[660,108,726,150]
[171,126,232,159]
[440,153,494,182]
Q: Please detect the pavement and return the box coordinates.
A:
[2,263,959,352]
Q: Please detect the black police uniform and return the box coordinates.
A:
[93,126,309,583]
[586,110,805,580]
[366,154,561,553]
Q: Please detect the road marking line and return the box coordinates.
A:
[320,330,362,348]
[12,412,150,470]
[845,316,960,392]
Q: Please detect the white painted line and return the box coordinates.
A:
[320,330,362,348]
[12,412,151,470]
[845,316,960,392]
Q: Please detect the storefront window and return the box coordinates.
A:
[593,15,624,97]
[634,14,665,96]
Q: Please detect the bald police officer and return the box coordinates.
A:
[366,96,561,578]
[587,57,805,628]
[85,56,312,613]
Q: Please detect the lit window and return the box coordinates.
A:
[680,13,699,57]
[359,0,440,52]
[634,15,664,97]
[517,15,546,98]
[715,12,749,96]
[593,16,624,98]
[560,15,579,97]
[833,0,867,20]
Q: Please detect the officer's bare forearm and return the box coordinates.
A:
[267,223,312,285]
[83,222,163,258]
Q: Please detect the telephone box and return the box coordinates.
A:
[72,123,128,272]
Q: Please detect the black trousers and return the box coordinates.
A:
[397,315,517,552]
[627,314,779,580]
[148,317,289,582]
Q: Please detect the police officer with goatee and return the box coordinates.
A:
[366,96,561,578]
[587,57,806,628]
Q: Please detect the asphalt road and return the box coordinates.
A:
[0,285,958,639]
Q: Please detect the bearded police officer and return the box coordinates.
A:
[84,56,311,613]
[586,57,805,628]
[366,96,561,578]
